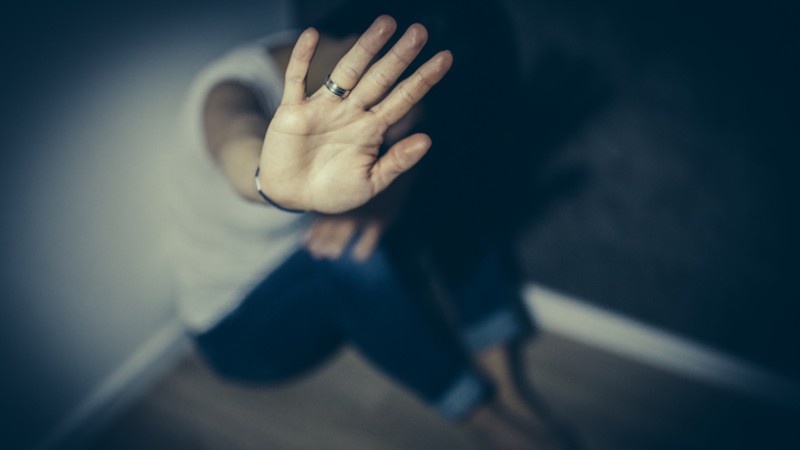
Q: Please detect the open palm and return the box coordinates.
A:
[257,16,452,213]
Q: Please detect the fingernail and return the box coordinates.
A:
[374,15,396,34]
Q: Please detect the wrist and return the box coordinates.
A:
[254,166,306,213]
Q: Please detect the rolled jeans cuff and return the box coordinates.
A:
[432,371,491,421]
[463,307,526,354]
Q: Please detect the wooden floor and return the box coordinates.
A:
[83,332,798,450]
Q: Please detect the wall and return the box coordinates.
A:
[0,2,291,448]
[501,0,800,379]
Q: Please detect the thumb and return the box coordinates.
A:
[369,133,431,194]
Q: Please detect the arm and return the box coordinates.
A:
[202,16,452,214]
[203,80,410,259]
[202,81,271,204]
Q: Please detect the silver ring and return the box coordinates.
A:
[324,74,351,98]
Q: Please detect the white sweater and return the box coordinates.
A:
[165,30,308,332]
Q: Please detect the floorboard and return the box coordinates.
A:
[83,332,798,450]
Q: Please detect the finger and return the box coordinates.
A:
[351,222,383,262]
[317,15,397,99]
[349,23,428,109]
[304,219,328,259]
[316,219,342,259]
[372,50,453,125]
[326,220,358,260]
[369,133,432,194]
[283,28,320,104]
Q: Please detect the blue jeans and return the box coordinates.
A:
[194,243,532,420]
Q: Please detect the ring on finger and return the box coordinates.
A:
[324,74,351,98]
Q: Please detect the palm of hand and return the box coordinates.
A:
[256,17,452,214]
[260,101,388,213]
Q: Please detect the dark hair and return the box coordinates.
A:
[314,0,520,136]
[316,0,524,271]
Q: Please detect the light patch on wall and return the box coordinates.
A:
[3,2,292,448]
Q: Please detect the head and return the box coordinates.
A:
[313,0,523,240]
[312,0,521,147]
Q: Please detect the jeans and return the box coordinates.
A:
[194,242,532,420]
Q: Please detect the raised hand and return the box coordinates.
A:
[257,16,453,214]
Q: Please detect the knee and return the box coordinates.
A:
[195,343,277,384]
[195,338,340,385]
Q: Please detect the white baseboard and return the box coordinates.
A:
[36,320,189,450]
[524,283,800,408]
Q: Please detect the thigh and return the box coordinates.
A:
[196,249,345,383]
[327,246,477,400]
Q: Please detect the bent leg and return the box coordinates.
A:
[195,249,344,384]
[440,245,578,449]
[326,245,493,420]
[441,244,534,354]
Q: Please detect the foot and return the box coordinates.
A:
[475,344,578,449]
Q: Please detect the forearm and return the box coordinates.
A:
[215,133,265,204]
[203,81,274,205]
